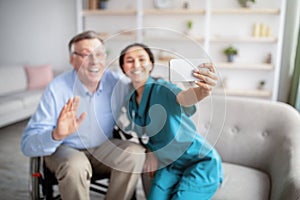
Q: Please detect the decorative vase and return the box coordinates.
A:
[238,0,254,8]
[98,1,108,9]
[227,54,235,62]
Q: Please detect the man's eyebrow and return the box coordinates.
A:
[74,49,91,53]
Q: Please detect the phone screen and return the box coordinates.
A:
[169,58,210,82]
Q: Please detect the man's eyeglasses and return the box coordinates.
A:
[72,51,106,61]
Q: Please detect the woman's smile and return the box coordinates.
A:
[122,46,153,87]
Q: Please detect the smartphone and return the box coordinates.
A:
[169,58,210,82]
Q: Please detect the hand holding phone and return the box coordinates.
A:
[169,58,210,82]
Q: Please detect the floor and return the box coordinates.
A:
[0,120,29,200]
[0,120,146,200]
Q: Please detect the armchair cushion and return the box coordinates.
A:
[213,162,270,200]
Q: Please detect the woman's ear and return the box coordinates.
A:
[149,63,154,72]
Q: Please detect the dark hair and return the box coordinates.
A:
[68,30,104,54]
[119,43,155,74]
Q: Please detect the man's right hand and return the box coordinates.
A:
[52,96,86,141]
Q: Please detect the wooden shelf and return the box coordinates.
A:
[156,61,274,71]
[211,8,280,15]
[83,8,280,16]
[214,88,272,98]
[83,8,279,16]
[82,9,136,16]
[144,35,275,43]
[143,35,204,42]
[97,32,136,40]
[215,62,274,70]
[210,36,277,43]
[144,9,205,15]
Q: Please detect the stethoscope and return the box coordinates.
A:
[130,110,149,144]
[128,84,154,145]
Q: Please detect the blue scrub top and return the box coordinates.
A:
[127,77,223,193]
[127,77,218,164]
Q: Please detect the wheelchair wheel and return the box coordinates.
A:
[29,157,44,200]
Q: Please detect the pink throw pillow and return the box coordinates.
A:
[25,64,53,90]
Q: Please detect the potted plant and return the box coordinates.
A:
[238,0,256,8]
[257,80,266,90]
[185,20,193,36]
[223,46,238,62]
[98,0,109,9]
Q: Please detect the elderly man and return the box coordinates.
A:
[21,30,146,200]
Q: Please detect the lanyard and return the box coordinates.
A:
[130,83,155,144]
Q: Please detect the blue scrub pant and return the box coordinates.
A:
[147,161,219,200]
[148,184,216,200]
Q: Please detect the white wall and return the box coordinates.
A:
[0,0,299,102]
[0,0,77,70]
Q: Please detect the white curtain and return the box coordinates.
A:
[278,0,300,102]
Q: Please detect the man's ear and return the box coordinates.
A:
[69,55,79,71]
[70,55,76,66]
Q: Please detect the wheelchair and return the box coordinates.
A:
[29,128,139,200]
[29,156,116,200]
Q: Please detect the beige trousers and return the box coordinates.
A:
[45,139,146,200]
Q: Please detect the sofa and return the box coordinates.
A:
[193,96,300,200]
[0,65,53,128]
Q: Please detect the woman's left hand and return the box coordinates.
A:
[176,63,218,106]
[192,63,218,93]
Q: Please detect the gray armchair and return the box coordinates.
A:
[194,96,300,200]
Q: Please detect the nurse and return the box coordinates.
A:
[119,43,223,200]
